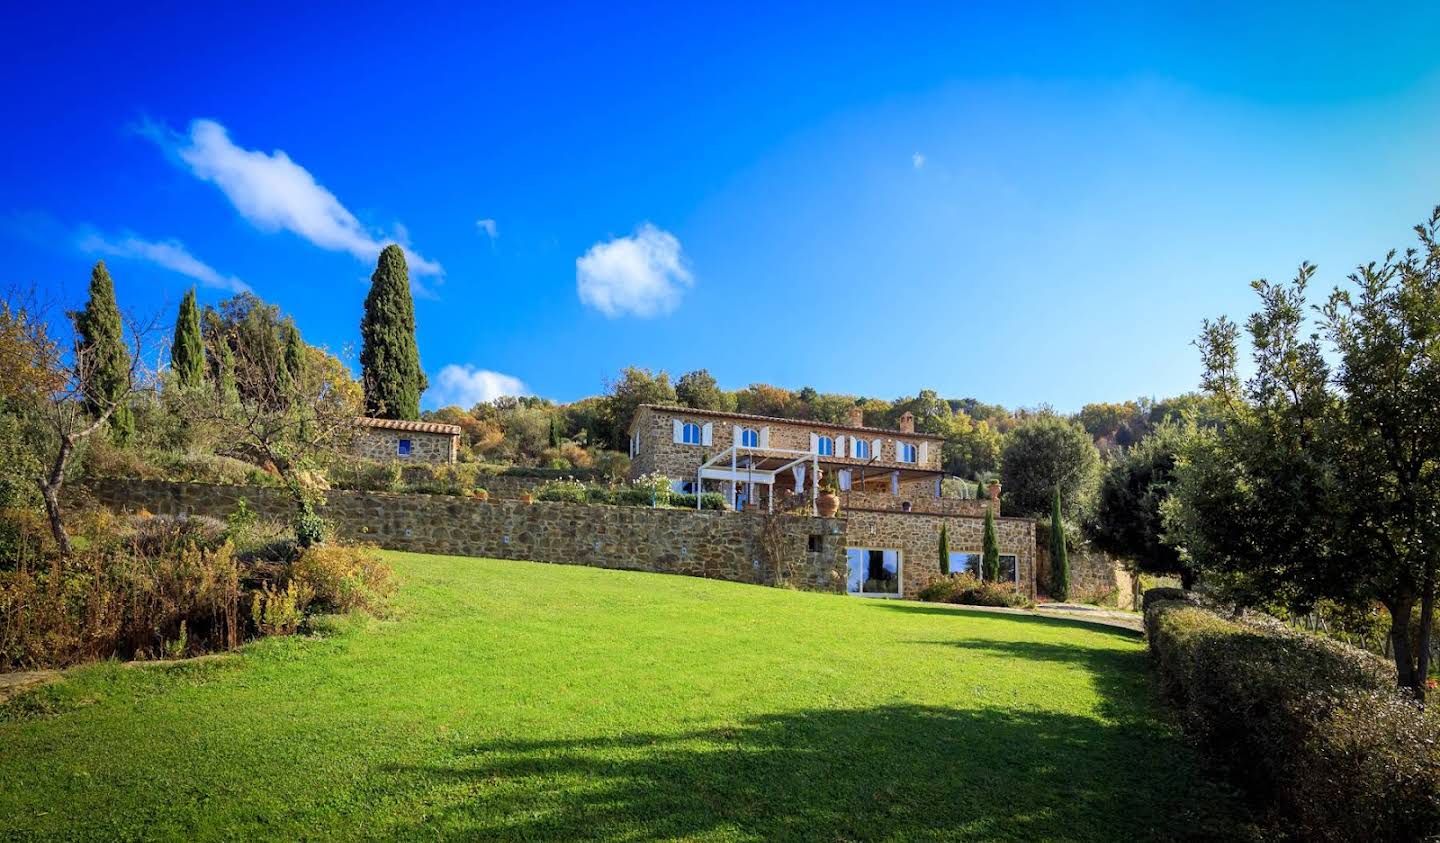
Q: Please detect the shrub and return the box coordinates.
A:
[294,505,326,548]
[534,478,589,504]
[585,486,613,504]
[1144,593,1440,841]
[916,573,1029,609]
[124,514,228,556]
[328,460,402,492]
[612,487,656,507]
[250,581,310,636]
[667,492,725,511]
[288,544,394,615]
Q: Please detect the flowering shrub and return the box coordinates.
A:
[917,573,1029,608]
[534,477,589,504]
[288,543,393,615]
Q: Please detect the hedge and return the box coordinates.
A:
[1144,591,1440,841]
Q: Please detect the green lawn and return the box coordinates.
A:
[0,552,1236,841]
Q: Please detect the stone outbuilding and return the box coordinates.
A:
[353,417,461,464]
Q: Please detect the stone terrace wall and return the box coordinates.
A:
[1034,529,1137,609]
[843,490,991,517]
[844,510,1036,599]
[81,479,847,593]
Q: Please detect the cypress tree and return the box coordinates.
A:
[283,320,306,385]
[1050,484,1070,601]
[202,307,239,405]
[72,260,132,443]
[981,506,1000,581]
[170,287,205,389]
[938,524,951,575]
[975,478,985,499]
[360,245,426,419]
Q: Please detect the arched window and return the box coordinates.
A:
[898,442,917,463]
[816,436,835,456]
[739,427,759,448]
[852,438,870,459]
[682,422,702,444]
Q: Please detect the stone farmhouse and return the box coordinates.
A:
[354,417,462,464]
[628,404,1035,599]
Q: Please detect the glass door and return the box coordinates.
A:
[846,547,901,596]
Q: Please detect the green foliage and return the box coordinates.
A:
[250,581,309,636]
[170,288,205,389]
[600,367,676,448]
[666,491,725,511]
[535,478,589,504]
[288,544,393,615]
[999,414,1099,519]
[359,245,426,420]
[937,524,950,575]
[1050,485,1069,601]
[981,507,1000,582]
[917,573,1030,608]
[293,504,326,548]
[1167,211,1440,693]
[1145,595,1440,841]
[71,261,133,443]
[200,306,238,404]
[675,369,734,411]
[1089,419,1190,584]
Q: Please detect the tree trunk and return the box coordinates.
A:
[37,434,75,557]
[1416,564,1436,702]
[1386,595,1420,695]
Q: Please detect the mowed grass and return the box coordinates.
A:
[0,552,1236,841]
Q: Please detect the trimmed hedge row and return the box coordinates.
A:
[1144,592,1440,841]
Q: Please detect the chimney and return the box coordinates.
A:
[848,405,865,428]
[898,411,915,434]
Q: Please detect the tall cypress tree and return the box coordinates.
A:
[201,307,239,405]
[1050,484,1070,601]
[981,506,1000,581]
[360,245,426,419]
[938,524,951,575]
[72,260,132,443]
[170,287,205,389]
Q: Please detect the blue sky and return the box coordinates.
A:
[6,3,1440,412]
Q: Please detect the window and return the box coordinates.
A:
[629,431,640,458]
[808,534,824,552]
[816,435,834,456]
[739,427,759,448]
[1000,554,1019,583]
[846,547,901,596]
[670,479,696,494]
[681,422,702,444]
[949,551,982,577]
[397,438,412,456]
[852,438,870,459]
[897,442,917,463]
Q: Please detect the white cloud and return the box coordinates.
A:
[476,218,498,240]
[78,230,250,293]
[575,223,693,318]
[429,364,529,408]
[148,118,442,279]
[912,152,926,169]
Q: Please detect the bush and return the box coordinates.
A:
[1144,593,1440,841]
[327,460,402,492]
[612,487,657,506]
[124,514,228,557]
[916,573,1030,608]
[666,492,726,511]
[288,544,394,615]
[585,487,613,504]
[534,478,589,504]
[294,506,326,548]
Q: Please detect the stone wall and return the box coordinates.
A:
[843,490,993,517]
[1034,528,1136,609]
[354,428,456,464]
[844,510,1036,599]
[80,479,848,593]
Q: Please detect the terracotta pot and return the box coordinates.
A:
[473,490,489,502]
[520,493,535,504]
[816,491,839,518]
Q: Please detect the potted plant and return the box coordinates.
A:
[473,488,489,502]
[520,491,535,504]
[817,472,840,518]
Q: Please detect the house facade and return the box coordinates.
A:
[627,404,1035,599]
[354,417,461,464]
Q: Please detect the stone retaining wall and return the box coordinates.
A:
[844,510,1037,599]
[1035,527,1137,609]
[80,479,847,592]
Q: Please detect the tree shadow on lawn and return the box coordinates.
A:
[870,601,1143,641]
[381,702,1237,842]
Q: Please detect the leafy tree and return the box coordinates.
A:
[999,414,1099,519]
[200,307,238,405]
[733,383,799,419]
[599,367,676,446]
[1166,209,1440,696]
[359,245,426,419]
[71,261,133,443]
[1050,485,1069,601]
[1090,419,1192,586]
[938,524,950,575]
[170,287,205,389]
[981,507,1000,581]
[675,369,734,411]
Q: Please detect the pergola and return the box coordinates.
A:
[695,445,943,514]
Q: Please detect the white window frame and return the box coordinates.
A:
[816,435,835,457]
[897,442,917,463]
[681,422,703,445]
[738,427,759,448]
[852,438,871,459]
